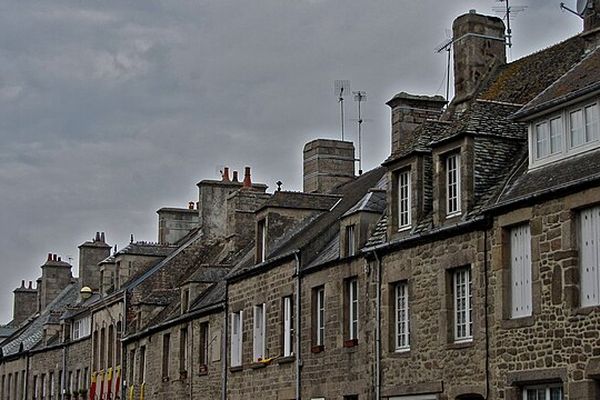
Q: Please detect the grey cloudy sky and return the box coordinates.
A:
[0,0,582,322]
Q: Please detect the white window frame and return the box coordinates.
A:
[316,287,325,346]
[397,169,411,230]
[394,281,410,352]
[230,311,243,367]
[580,205,600,307]
[283,296,294,357]
[346,225,356,257]
[510,224,533,318]
[453,267,472,342]
[348,279,358,340]
[529,100,600,169]
[257,219,267,263]
[446,153,461,217]
[71,316,90,340]
[253,304,266,361]
[522,384,563,400]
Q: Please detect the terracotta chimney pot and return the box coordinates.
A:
[243,166,252,188]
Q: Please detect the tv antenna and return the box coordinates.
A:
[560,0,590,18]
[434,28,454,103]
[334,80,351,141]
[492,0,527,50]
[352,91,367,175]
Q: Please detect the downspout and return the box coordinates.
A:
[221,281,228,400]
[484,229,490,399]
[373,250,382,400]
[61,343,67,400]
[122,290,128,400]
[294,251,302,400]
[25,351,30,400]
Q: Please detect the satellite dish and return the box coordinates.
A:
[577,0,591,15]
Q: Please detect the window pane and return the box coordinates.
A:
[570,109,584,147]
[536,122,549,158]
[549,118,562,154]
[585,104,599,142]
[446,154,461,215]
[398,170,411,229]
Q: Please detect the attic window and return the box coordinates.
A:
[257,219,267,263]
[397,169,411,230]
[345,225,356,257]
[446,153,462,217]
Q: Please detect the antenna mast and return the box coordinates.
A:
[334,80,351,141]
[434,30,454,102]
[352,91,367,175]
[493,0,527,53]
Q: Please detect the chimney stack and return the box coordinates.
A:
[452,10,506,103]
[78,233,111,291]
[303,139,355,193]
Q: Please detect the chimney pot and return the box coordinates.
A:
[222,167,231,182]
[53,254,57,262]
[47,253,52,262]
[232,170,239,182]
[242,167,252,188]
[21,280,25,288]
[100,232,105,242]
[188,201,195,210]
[58,256,61,262]
[469,9,476,13]
[95,232,100,241]
[28,281,32,289]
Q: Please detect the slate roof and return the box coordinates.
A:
[257,191,340,212]
[515,47,600,119]
[115,242,177,257]
[2,282,80,356]
[493,149,600,207]
[365,214,388,248]
[184,266,230,283]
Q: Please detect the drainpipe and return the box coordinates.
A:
[25,351,30,400]
[484,229,490,399]
[294,251,302,400]
[221,281,229,400]
[373,250,382,400]
[122,290,128,400]
[61,342,67,400]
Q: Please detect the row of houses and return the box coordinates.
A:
[1,6,600,400]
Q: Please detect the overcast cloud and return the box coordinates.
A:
[0,0,582,322]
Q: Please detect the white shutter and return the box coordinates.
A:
[230,313,238,366]
[283,297,292,356]
[581,207,600,307]
[253,305,265,360]
[238,310,243,364]
[510,224,532,318]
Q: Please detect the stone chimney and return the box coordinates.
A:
[198,166,267,239]
[303,139,355,193]
[12,280,37,326]
[453,10,506,103]
[78,232,111,291]
[387,92,447,155]
[157,206,200,244]
[225,188,271,253]
[40,253,73,310]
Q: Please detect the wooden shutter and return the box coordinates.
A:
[581,206,600,307]
[511,224,532,318]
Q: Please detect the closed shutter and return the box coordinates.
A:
[581,206,600,307]
[283,297,292,356]
[230,312,243,366]
[510,224,532,318]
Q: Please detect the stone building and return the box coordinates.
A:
[1,4,600,400]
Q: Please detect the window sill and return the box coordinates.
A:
[311,345,325,354]
[250,362,267,370]
[343,339,358,348]
[501,315,534,329]
[390,348,411,358]
[447,340,473,350]
[229,365,243,373]
[573,304,600,316]
[277,355,295,365]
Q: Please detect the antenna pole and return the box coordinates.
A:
[446,47,451,102]
[505,0,512,49]
[340,91,345,141]
[357,95,362,174]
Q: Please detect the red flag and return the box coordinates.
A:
[99,370,105,400]
[114,366,121,400]
[89,372,97,400]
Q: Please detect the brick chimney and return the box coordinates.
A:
[453,10,506,103]
[387,92,446,155]
[303,139,355,193]
[78,232,111,291]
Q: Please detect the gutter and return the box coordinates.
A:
[294,251,302,400]
[61,341,68,400]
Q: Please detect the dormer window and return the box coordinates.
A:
[397,169,411,230]
[529,101,600,168]
[446,153,461,217]
[345,225,356,256]
[257,219,267,263]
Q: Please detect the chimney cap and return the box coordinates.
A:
[469,9,476,14]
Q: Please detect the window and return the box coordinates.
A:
[100,327,106,369]
[397,169,411,229]
[453,267,472,342]
[162,333,170,378]
[180,327,188,374]
[93,330,99,370]
[7,373,11,400]
[230,311,243,367]
[510,224,532,318]
[115,321,122,365]
[535,117,563,159]
[128,349,135,385]
[253,304,266,361]
[182,289,190,312]
[523,384,563,400]
[580,205,600,307]
[446,153,461,216]
[138,346,146,384]
[347,279,359,340]
[282,296,294,357]
[199,322,209,368]
[346,225,356,257]
[71,315,91,339]
[394,281,410,351]
[257,219,267,263]
[108,325,114,368]
[32,376,37,400]
[313,286,325,347]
